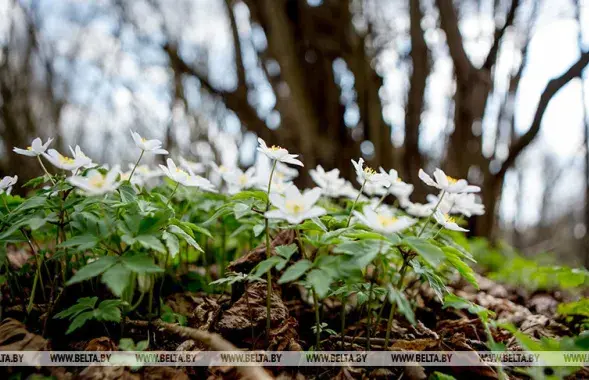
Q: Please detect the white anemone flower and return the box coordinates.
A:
[352,158,389,185]
[186,175,217,193]
[274,162,299,181]
[353,206,416,234]
[257,138,303,167]
[451,193,485,217]
[309,165,346,198]
[404,202,433,218]
[426,192,455,214]
[68,166,121,195]
[360,177,388,196]
[418,168,480,193]
[13,137,53,157]
[68,145,94,169]
[0,175,17,195]
[159,158,191,185]
[43,149,89,171]
[265,186,326,224]
[433,210,468,232]
[380,168,415,198]
[224,167,257,194]
[179,156,205,174]
[130,130,168,155]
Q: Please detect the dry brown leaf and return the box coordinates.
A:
[76,366,139,380]
[85,336,117,351]
[227,229,295,274]
[0,318,48,351]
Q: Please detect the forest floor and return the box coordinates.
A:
[1,232,587,380]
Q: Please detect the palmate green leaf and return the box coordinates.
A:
[231,190,268,204]
[253,223,265,237]
[410,259,448,301]
[67,256,117,285]
[54,297,98,319]
[202,204,233,226]
[101,264,132,297]
[167,225,203,252]
[22,176,48,188]
[162,231,180,258]
[135,235,166,254]
[121,254,164,274]
[95,300,123,322]
[333,239,391,269]
[306,269,332,299]
[558,299,589,318]
[275,244,298,260]
[403,237,444,267]
[233,203,251,219]
[13,195,47,212]
[443,247,478,289]
[118,182,137,204]
[443,294,494,322]
[66,311,93,334]
[180,221,212,238]
[252,256,284,278]
[278,259,313,284]
[388,286,416,325]
[59,234,99,250]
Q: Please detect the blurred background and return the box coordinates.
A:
[0,0,588,266]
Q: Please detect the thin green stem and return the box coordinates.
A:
[312,289,321,349]
[346,180,366,227]
[128,290,146,312]
[166,182,180,206]
[374,191,389,210]
[37,155,56,185]
[384,256,410,348]
[417,190,446,237]
[128,150,144,183]
[264,160,278,344]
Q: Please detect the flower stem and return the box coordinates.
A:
[374,191,389,210]
[37,155,55,185]
[312,288,321,349]
[264,160,278,345]
[384,255,409,348]
[417,190,446,237]
[128,150,144,183]
[166,182,180,206]
[346,180,366,227]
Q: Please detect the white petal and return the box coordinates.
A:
[31,138,43,152]
[303,187,322,208]
[418,169,437,187]
[433,168,449,188]
[13,148,37,156]
[265,209,288,220]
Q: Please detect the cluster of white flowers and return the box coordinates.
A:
[5,133,484,235]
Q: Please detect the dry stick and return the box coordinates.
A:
[127,319,272,380]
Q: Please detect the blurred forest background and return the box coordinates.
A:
[0,0,588,266]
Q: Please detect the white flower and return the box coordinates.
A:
[352,158,389,185]
[380,168,415,199]
[265,186,326,224]
[404,202,433,218]
[451,193,485,217]
[426,193,455,214]
[274,162,299,181]
[224,167,257,194]
[67,166,121,195]
[211,162,233,176]
[257,138,303,166]
[68,146,94,169]
[186,175,217,193]
[130,130,168,154]
[159,158,192,185]
[433,210,468,232]
[179,156,205,174]
[0,176,17,195]
[267,179,292,195]
[360,177,388,196]
[309,165,347,198]
[418,168,480,193]
[43,149,89,171]
[353,206,416,234]
[340,180,364,199]
[13,137,53,157]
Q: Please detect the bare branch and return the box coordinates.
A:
[497,50,589,179]
[483,0,520,70]
[436,0,473,80]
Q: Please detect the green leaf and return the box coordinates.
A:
[252,256,284,278]
[233,203,251,219]
[119,338,135,351]
[54,297,97,319]
[162,231,180,258]
[231,190,268,203]
[135,340,149,351]
[168,225,203,252]
[443,294,494,322]
[333,239,390,269]
[275,244,298,260]
[183,222,212,238]
[101,264,132,297]
[95,300,122,322]
[118,182,137,203]
[307,269,332,298]
[388,286,415,325]
[404,237,445,267]
[278,259,313,284]
[67,257,118,285]
[443,247,478,289]
[558,299,589,317]
[59,234,99,250]
[253,224,265,237]
[122,254,164,274]
[135,235,166,254]
[66,311,93,334]
[428,372,457,380]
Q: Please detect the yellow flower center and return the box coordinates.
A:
[27,146,33,151]
[397,177,402,182]
[269,145,282,151]
[446,176,458,184]
[377,215,398,227]
[363,167,376,176]
[58,154,75,164]
[444,214,456,223]
[285,200,304,214]
[88,174,106,188]
[239,174,248,186]
[141,137,147,142]
[219,165,228,173]
[175,167,187,175]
